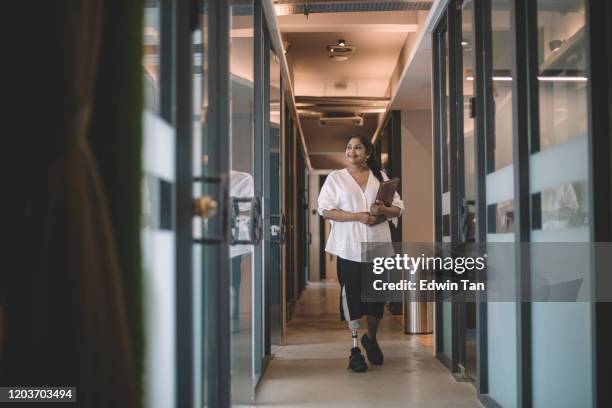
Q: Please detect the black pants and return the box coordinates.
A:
[337,257,384,322]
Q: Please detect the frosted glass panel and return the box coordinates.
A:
[485,164,513,205]
[142,2,177,397]
[531,1,592,407]
[532,303,592,408]
[486,2,517,406]
[142,152,176,408]
[142,3,176,403]
[487,303,517,408]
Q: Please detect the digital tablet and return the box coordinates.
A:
[375,178,400,206]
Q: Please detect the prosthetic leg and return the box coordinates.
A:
[349,320,360,348]
[343,287,368,372]
[347,319,367,372]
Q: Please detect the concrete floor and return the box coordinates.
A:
[253,281,482,408]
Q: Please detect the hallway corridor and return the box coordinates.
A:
[255,282,481,407]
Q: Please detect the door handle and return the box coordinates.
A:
[230,196,263,245]
[193,196,218,219]
[270,214,286,244]
[193,175,226,245]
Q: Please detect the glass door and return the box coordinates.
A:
[433,15,454,370]
[228,0,260,404]
[192,1,232,406]
[458,0,477,382]
[267,44,283,347]
[191,0,263,405]
[436,0,478,380]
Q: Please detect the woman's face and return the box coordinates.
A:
[345,137,368,166]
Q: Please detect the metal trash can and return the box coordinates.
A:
[403,266,433,334]
[404,301,433,334]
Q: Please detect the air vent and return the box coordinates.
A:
[274,1,433,15]
[327,45,356,54]
[319,116,364,126]
[328,39,355,62]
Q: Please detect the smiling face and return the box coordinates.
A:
[345,137,369,167]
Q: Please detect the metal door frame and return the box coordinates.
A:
[433,0,490,394]
[175,0,232,406]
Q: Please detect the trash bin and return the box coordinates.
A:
[404,300,433,334]
[403,265,433,334]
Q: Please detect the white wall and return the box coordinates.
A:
[400,109,434,243]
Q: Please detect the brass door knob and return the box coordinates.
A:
[193,196,218,219]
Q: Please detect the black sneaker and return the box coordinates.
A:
[347,347,368,372]
[361,334,384,365]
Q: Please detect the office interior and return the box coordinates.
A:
[3,0,612,407]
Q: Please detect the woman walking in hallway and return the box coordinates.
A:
[317,135,404,372]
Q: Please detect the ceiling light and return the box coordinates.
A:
[549,39,565,52]
[465,75,587,82]
[538,76,587,82]
[329,55,349,62]
[461,41,469,46]
[466,76,512,81]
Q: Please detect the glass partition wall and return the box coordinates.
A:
[228,0,256,403]
[267,31,283,354]
[434,0,481,383]
[485,2,518,407]
[530,2,592,407]
[459,0,477,382]
[168,0,290,405]
[142,2,177,408]
[433,16,455,371]
[432,0,606,406]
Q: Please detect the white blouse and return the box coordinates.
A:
[318,168,404,262]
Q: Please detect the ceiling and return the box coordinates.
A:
[284,30,411,97]
[276,4,433,169]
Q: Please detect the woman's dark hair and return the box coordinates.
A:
[346,135,384,182]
